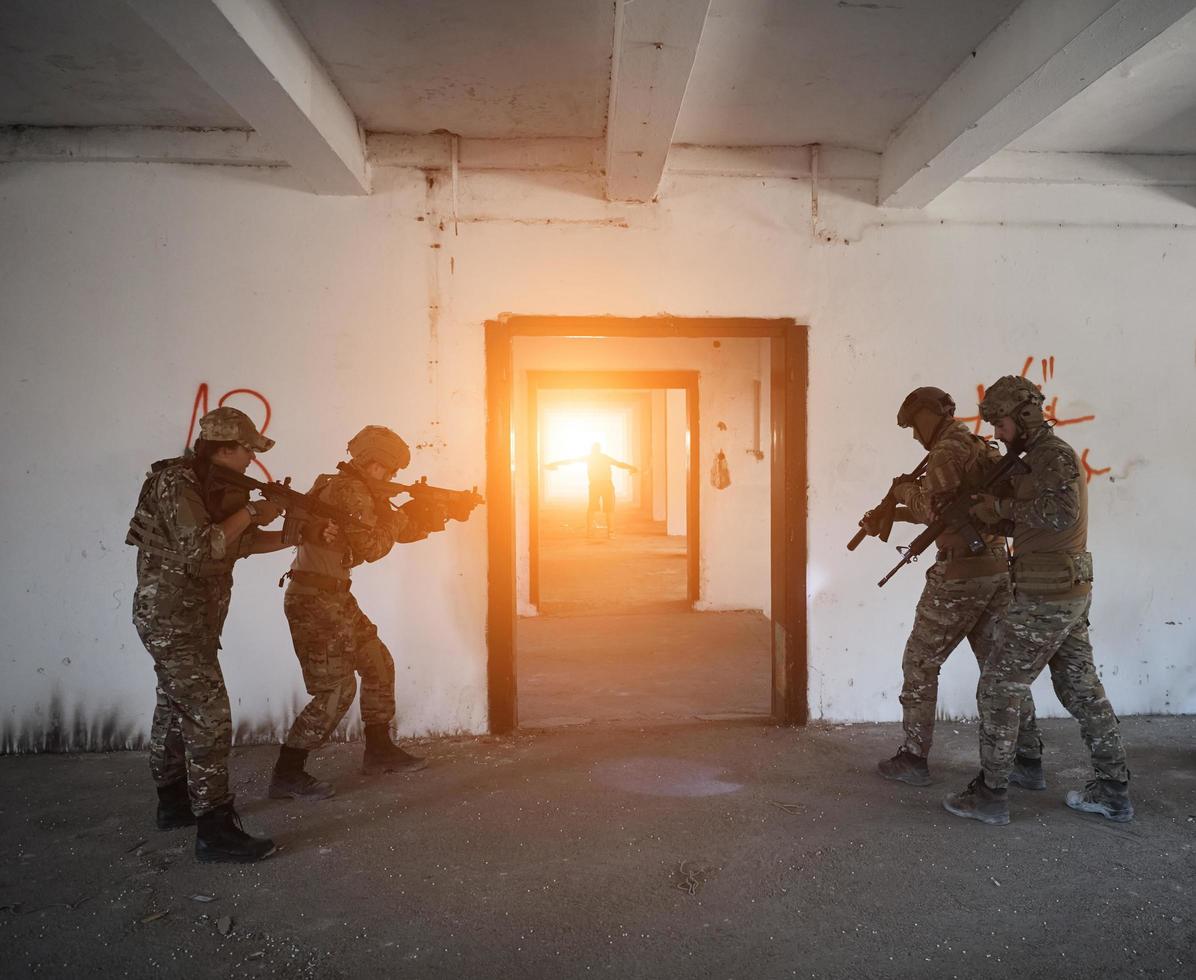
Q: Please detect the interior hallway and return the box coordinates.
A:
[535,509,688,617]
[523,506,771,726]
[518,610,772,726]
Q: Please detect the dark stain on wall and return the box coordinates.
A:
[1,688,144,754]
[4,693,377,756]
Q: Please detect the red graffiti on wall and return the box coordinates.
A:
[955,356,1110,484]
[185,382,274,481]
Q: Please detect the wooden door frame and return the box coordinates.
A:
[485,315,808,733]
[527,371,700,609]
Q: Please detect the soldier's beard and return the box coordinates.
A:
[1002,431,1028,453]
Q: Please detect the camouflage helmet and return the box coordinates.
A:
[897,386,956,429]
[347,425,410,472]
[198,406,274,452]
[979,375,1045,428]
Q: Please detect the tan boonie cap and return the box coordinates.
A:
[199,406,275,452]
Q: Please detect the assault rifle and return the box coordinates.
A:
[338,464,485,524]
[210,465,372,532]
[847,454,929,551]
[874,447,1029,589]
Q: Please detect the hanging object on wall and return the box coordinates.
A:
[710,450,731,490]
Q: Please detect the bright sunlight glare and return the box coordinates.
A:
[541,405,633,502]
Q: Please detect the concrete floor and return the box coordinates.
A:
[518,610,771,726]
[2,715,1193,979]
[536,512,688,616]
[522,508,769,727]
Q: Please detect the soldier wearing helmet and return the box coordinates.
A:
[876,387,1045,789]
[942,376,1131,827]
[269,425,449,801]
[127,406,291,863]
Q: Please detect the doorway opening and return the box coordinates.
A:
[486,317,807,733]
[528,372,698,616]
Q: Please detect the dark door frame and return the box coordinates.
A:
[485,315,808,733]
[527,370,700,609]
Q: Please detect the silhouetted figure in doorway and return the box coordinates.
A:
[545,442,637,538]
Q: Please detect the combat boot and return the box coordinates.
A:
[877,746,931,786]
[195,803,276,863]
[362,723,428,775]
[1008,754,1047,791]
[1065,779,1134,823]
[155,778,196,829]
[268,746,335,801]
[942,772,1010,826]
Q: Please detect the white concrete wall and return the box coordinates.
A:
[651,389,667,522]
[0,159,1193,749]
[666,388,688,538]
[513,337,772,616]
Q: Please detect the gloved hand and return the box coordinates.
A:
[969,493,1006,525]
[248,497,284,525]
[861,509,887,537]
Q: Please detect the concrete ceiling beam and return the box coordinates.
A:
[124,0,369,195]
[605,0,712,202]
[367,135,603,173]
[879,0,1196,208]
[0,126,284,166]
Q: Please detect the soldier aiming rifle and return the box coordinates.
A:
[268,426,483,801]
[857,387,1046,792]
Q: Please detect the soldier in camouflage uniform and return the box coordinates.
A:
[269,426,452,801]
[944,376,1132,826]
[875,388,1044,788]
[128,407,289,862]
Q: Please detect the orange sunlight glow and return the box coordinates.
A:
[541,405,633,502]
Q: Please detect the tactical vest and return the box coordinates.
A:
[125,457,239,577]
[285,473,355,595]
[1009,429,1092,598]
[930,427,1009,579]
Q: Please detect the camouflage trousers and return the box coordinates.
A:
[137,627,233,816]
[282,590,396,751]
[900,564,1042,761]
[979,590,1128,789]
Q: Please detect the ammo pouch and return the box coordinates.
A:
[126,524,234,577]
[1011,551,1093,597]
[937,544,1008,580]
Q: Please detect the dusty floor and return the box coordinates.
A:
[518,610,771,725]
[536,513,688,616]
[2,715,1193,979]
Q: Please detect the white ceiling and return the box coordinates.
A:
[0,0,246,129]
[674,0,1023,150]
[1,0,1195,155]
[281,0,616,139]
[1012,8,1196,155]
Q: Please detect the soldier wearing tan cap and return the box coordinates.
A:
[127,406,297,862]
